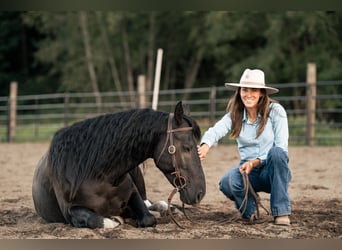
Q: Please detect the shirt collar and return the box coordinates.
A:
[242,109,248,121]
[242,108,261,122]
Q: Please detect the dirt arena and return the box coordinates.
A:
[0,143,341,239]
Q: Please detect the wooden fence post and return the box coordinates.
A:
[8,81,17,143]
[306,63,316,146]
[138,75,146,109]
[64,93,70,127]
[152,48,163,110]
[34,96,40,138]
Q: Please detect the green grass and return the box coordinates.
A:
[0,123,63,143]
[1,116,341,145]
[287,116,342,146]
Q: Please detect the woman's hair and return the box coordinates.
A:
[226,88,277,139]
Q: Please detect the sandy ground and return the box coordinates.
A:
[0,143,341,239]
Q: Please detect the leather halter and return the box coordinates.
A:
[156,113,193,190]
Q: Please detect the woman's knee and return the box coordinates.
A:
[267,147,291,180]
[267,146,288,163]
[219,168,243,198]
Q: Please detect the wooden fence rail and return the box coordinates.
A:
[1,73,342,146]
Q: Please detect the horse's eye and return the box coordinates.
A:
[182,145,191,153]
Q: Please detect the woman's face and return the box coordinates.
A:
[240,87,263,109]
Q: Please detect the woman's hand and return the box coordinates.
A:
[197,144,209,161]
[239,161,254,175]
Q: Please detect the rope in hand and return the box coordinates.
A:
[239,171,270,222]
[166,171,270,228]
[208,170,270,226]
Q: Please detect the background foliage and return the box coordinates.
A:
[1,11,341,95]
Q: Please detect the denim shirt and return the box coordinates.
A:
[200,102,289,164]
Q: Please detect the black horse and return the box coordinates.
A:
[32,101,206,229]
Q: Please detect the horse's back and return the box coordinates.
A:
[32,153,66,223]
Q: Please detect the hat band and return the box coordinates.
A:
[240,81,266,87]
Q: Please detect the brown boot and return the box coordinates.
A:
[274,215,290,226]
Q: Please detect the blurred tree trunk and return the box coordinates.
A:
[96,12,126,105]
[121,16,135,108]
[79,11,102,110]
[146,12,156,104]
[183,47,204,101]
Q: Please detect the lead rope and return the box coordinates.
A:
[167,187,186,229]
[235,171,270,223]
[167,168,270,228]
[207,171,270,226]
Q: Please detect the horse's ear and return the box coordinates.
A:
[174,101,184,125]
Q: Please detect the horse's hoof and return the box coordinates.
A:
[148,210,161,218]
[136,214,156,228]
[111,216,125,225]
[148,200,168,212]
[103,218,121,228]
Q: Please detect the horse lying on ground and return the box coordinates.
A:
[32,101,206,229]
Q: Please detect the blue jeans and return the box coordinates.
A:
[219,147,291,218]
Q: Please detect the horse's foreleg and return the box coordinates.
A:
[68,206,121,229]
[128,191,156,227]
[129,166,147,200]
[127,166,156,227]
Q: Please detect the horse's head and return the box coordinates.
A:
[154,101,206,206]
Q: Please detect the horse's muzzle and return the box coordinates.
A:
[179,186,205,205]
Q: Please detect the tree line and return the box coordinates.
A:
[0,11,341,104]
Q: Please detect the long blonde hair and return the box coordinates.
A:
[226,88,277,139]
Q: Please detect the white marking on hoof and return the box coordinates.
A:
[111,216,125,225]
[148,210,161,218]
[148,200,168,212]
[103,218,120,229]
[156,200,168,210]
[144,200,152,207]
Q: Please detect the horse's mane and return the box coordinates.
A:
[48,108,201,200]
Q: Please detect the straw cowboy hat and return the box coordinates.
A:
[225,68,279,94]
